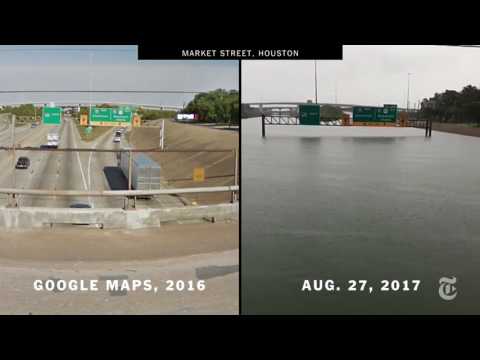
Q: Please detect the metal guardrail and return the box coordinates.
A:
[1,186,239,209]
[0,186,239,197]
[0,146,236,153]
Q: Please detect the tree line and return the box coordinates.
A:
[136,108,177,120]
[420,85,480,124]
[183,89,239,125]
[0,104,41,118]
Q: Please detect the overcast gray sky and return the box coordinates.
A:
[242,45,480,108]
[0,46,238,107]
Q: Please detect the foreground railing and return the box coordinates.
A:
[0,185,239,209]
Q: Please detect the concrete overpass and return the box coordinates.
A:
[0,101,184,111]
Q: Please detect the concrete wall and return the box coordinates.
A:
[0,203,238,230]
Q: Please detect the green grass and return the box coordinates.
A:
[76,123,113,142]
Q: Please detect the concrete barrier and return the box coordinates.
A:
[0,203,238,230]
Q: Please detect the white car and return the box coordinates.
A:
[113,136,121,143]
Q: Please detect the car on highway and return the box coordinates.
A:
[113,130,122,143]
[15,157,30,169]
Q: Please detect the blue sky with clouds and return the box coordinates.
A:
[0,46,238,107]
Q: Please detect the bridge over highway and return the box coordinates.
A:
[0,101,184,111]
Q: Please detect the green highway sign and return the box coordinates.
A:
[299,104,321,125]
[112,108,133,121]
[353,106,377,121]
[89,107,132,127]
[90,107,112,121]
[375,104,397,122]
[353,104,398,122]
[42,107,62,125]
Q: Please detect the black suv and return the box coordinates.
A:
[15,157,30,169]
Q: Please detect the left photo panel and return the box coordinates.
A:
[0,46,239,315]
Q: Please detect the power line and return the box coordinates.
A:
[0,90,203,94]
[0,48,135,52]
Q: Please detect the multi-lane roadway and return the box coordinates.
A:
[0,116,187,209]
[0,116,124,208]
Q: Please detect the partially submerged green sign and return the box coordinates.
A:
[353,106,377,121]
[353,104,397,122]
[299,104,321,125]
[42,107,62,125]
[375,104,397,121]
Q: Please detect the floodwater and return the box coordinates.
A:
[242,119,480,315]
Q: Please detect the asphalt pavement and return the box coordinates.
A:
[0,117,184,209]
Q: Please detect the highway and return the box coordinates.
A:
[0,116,186,209]
[0,116,184,208]
[0,116,124,208]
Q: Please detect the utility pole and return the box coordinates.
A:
[159,119,165,150]
[314,60,318,104]
[11,115,17,206]
[232,147,238,203]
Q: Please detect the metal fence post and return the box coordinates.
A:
[127,150,133,209]
[128,150,133,191]
[262,114,266,137]
[233,147,238,202]
[11,115,16,189]
[161,119,165,150]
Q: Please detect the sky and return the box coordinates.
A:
[242,45,480,108]
[0,46,238,107]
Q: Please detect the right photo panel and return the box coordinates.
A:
[241,45,480,315]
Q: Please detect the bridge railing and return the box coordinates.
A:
[0,185,239,209]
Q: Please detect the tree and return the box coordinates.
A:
[183,89,239,124]
[420,85,480,124]
[320,105,342,120]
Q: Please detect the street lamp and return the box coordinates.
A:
[89,52,93,124]
[314,60,318,104]
[407,73,412,113]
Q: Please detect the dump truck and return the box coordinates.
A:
[118,151,161,196]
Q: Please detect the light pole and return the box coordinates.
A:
[407,73,412,113]
[89,52,93,125]
[314,60,318,104]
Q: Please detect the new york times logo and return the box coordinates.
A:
[439,276,457,301]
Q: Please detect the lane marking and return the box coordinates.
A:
[69,120,92,207]
[88,151,93,189]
